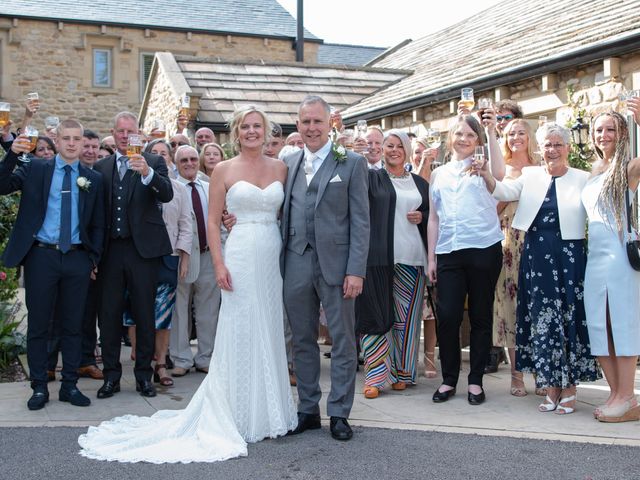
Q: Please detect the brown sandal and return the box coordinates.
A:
[154,364,174,387]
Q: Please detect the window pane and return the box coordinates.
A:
[93,49,111,87]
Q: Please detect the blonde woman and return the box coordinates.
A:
[199,142,225,177]
[582,110,640,422]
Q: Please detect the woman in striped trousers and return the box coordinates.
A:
[356,130,430,398]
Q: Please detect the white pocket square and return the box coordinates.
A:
[329,175,342,183]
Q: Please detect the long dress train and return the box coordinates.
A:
[78,180,297,463]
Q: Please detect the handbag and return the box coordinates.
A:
[625,188,640,271]
[157,254,179,287]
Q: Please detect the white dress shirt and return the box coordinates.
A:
[430,157,503,254]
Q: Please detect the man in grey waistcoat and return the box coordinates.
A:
[282,95,369,441]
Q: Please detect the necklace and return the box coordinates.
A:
[386,168,409,179]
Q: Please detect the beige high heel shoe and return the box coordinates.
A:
[424,352,437,379]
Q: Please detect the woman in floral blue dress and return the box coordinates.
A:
[478,123,600,415]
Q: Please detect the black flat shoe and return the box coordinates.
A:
[468,389,486,405]
[329,417,353,441]
[136,380,157,397]
[59,387,91,407]
[288,412,321,435]
[27,390,49,411]
[97,380,120,399]
[432,387,456,403]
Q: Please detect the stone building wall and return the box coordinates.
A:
[0,18,318,137]
[373,51,640,141]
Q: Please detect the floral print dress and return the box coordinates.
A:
[515,178,600,388]
[493,201,524,348]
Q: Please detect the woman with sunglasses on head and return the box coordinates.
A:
[581,107,640,423]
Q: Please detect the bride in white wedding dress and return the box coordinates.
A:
[78,106,297,463]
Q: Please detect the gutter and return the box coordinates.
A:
[345,32,640,121]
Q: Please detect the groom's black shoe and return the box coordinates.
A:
[136,380,157,397]
[288,412,321,435]
[59,385,91,407]
[27,386,49,411]
[97,380,120,399]
[329,417,353,441]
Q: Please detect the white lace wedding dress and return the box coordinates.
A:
[78,180,297,463]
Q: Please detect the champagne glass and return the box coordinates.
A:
[45,116,60,139]
[179,95,190,118]
[19,125,38,163]
[127,134,144,158]
[460,88,475,111]
[477,97,492,123]
[356,119,369,154]
[0,103,10,129]
[150,118,166,139]
[425,128,441,149]
[26,92,40,114]
[473,146,485,184]
[538,115,548,128]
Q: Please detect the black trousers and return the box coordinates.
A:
[48,279,99,370]
[436,242,502,388]
[98,238,159,383]
[23,246,92,388]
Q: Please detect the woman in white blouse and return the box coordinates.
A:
[427,114,504,406]
[356,130,430,398]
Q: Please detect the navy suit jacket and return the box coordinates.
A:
[93,152,173,259]
[0,150,106,267]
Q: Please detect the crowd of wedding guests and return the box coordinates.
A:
[1,90,640,425]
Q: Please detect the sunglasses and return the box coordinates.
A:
[496,114,514,122]
[170,141,189,148]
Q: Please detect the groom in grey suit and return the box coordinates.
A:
[283,95,369,441]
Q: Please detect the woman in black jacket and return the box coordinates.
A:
[356,129,429,399]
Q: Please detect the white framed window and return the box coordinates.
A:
[140,52,155,100]
[93,48,112,88]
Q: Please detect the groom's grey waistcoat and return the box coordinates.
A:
[286,156,331,255]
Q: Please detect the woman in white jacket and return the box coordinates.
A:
[477,123,600,415]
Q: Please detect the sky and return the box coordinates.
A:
[277,0,501,48]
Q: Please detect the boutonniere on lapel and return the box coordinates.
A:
[77,176,91,192]
[332,143,347,163]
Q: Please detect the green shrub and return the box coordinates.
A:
[0,301,26,370]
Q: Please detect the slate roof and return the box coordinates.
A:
[317,43,387,67]
[168,55,410,127]
[0,0,318,40]
[342,0,640,119]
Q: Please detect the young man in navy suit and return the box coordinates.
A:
[0,119,105,410]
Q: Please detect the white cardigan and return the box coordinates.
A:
[492,166,589,240]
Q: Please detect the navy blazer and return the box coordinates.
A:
[93,152,173,259]
[0,150,106,267]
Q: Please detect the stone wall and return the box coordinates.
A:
[0,18,318,137]
[372,51,640,139]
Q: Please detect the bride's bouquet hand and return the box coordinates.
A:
[216,264,233,291]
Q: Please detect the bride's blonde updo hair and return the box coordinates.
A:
[228,105,270,152]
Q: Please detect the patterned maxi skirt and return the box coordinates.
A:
[362,264,425,387]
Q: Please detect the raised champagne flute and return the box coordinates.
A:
[26,92,40,114]
[19,126,38,163]
[356,119,369,154]
[538,115,548,128]
[179,95,190,119]
[473,146,485,184]
[460,88,475,112]
[477,97,492,124]
[0,103,10,129]
[425,128,442,171]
